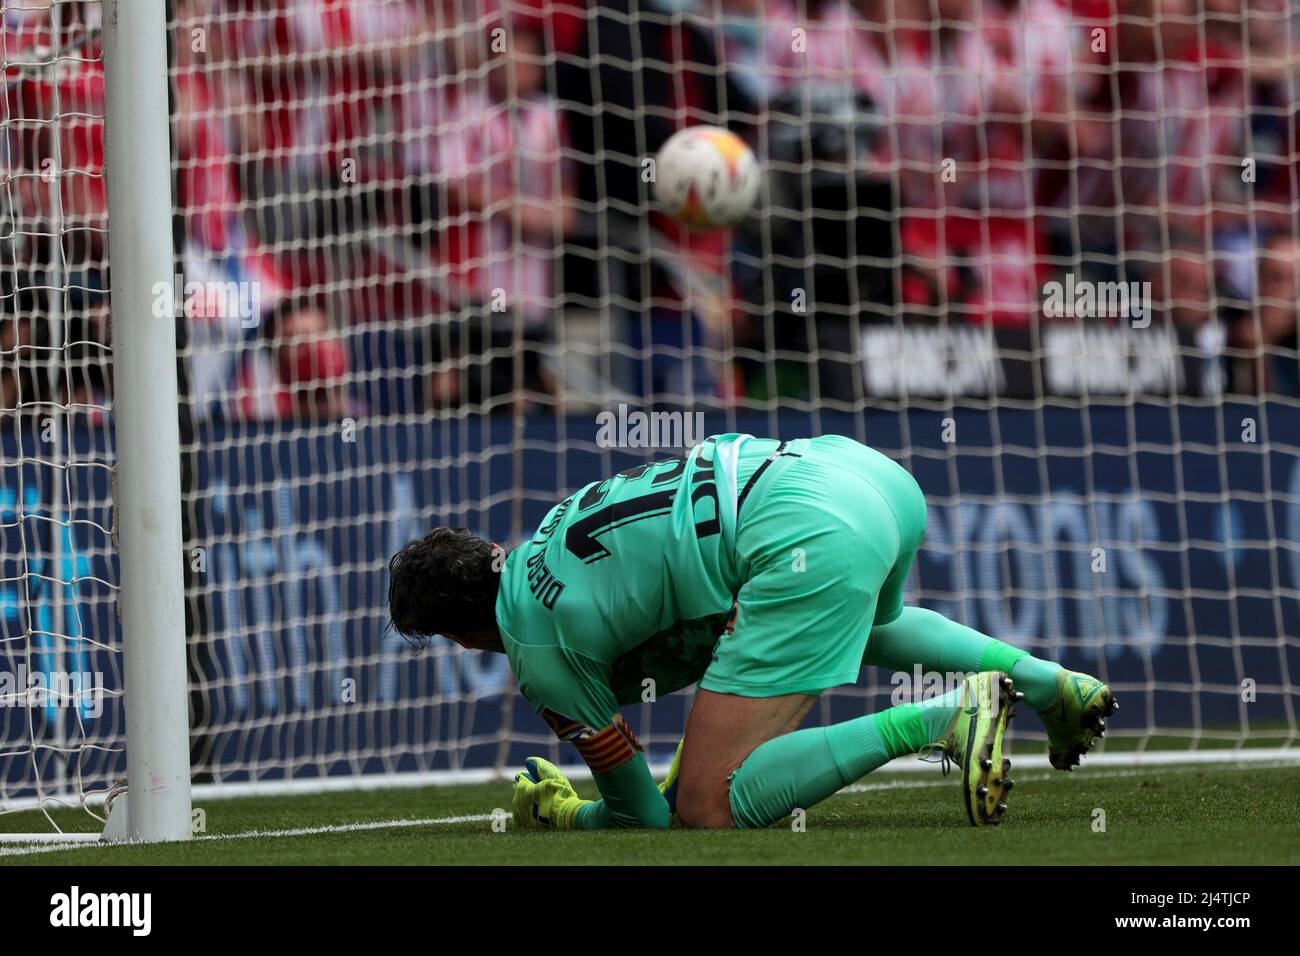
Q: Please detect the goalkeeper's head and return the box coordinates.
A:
[387,528,505,651]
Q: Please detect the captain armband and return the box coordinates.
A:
[541,709,644,774]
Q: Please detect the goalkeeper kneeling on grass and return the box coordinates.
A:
[388,434,1116,830]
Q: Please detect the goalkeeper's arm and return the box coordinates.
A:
[516,653,671,829]
[515,706,673,830]
[569,713,670,829]
[576,753,670,829]
[513,751,670,829]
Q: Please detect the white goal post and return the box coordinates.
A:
[100,0,192,842]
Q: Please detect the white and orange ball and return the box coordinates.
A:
[653,125,760,230]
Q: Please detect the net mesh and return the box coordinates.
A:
[0,0,121,827]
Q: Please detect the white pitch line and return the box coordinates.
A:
[3,759,1296,859]
[0,813,494,860]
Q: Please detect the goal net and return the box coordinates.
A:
[2,0,1297,831]
[0,0,125,832]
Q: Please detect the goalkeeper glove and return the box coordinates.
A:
[512,757,591,829]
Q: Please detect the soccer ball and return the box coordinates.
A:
[653,125,760,230]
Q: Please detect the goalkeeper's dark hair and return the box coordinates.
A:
[387,528,502,645]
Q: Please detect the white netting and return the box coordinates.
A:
[0,0,121,826]
[2,0,1298,827]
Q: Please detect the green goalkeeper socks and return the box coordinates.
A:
[727,685,967,829]
[1008,655,1067,712]
[865,606,1062,712]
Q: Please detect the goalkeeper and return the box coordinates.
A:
[388,434,1116,830]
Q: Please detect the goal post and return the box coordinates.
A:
[100,0,191,842]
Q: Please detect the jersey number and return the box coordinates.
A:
[565,449,721,563]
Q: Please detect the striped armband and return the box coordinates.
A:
[541,709,643,774]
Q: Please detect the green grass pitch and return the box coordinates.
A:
[2,760,1297,865]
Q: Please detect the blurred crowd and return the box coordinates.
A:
[2,0,1300,421]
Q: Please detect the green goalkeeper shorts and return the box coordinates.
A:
[698,434,928,698]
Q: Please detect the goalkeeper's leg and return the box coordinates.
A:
[795,436,1107,729]
[866,551,1117,772]
[679,435,1018,828]
[841,437,1117,772]
[677,672,1017,829]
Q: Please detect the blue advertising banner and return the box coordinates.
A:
[2,404,1297,791]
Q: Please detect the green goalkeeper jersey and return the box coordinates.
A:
[496,434,763,743]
